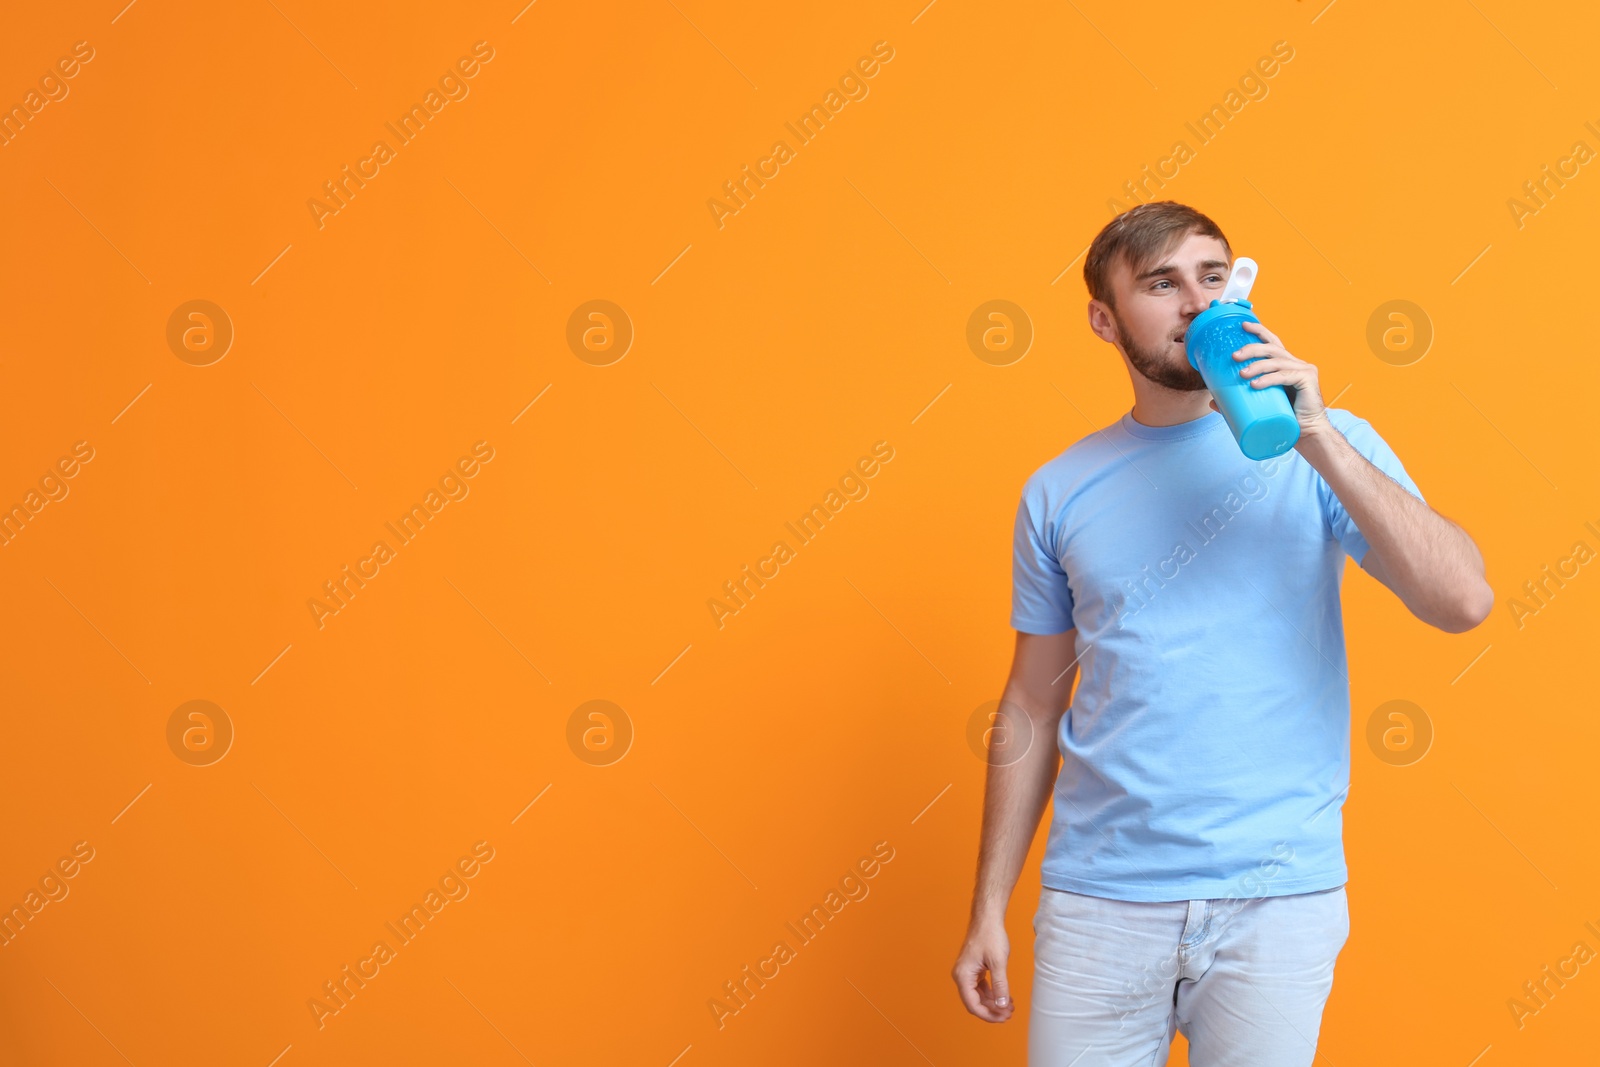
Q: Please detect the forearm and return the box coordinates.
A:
[1298,424,1490,629]
[968,692,1061,926]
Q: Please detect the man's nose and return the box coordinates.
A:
[1179,280,1211,316]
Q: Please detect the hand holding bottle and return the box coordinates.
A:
[1222,319,1333,447]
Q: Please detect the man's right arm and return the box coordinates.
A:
[951,628,1080,1024]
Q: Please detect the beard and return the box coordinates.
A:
[1114,308,1206,392]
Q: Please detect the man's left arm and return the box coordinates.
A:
[1224,320,1494,634]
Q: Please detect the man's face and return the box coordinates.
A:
[1094,232,1232,392]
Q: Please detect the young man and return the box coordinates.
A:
[950,201,1492,1066]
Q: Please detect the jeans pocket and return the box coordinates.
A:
[1034,887,1065,933]
[1314,885,1351,951]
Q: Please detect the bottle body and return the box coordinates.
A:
[1185,299,1300,460]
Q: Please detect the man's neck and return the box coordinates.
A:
[1128,385,1215,428]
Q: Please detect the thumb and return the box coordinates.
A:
[988,955,1012,1011]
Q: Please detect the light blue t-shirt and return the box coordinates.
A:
[1011,406,1425,902]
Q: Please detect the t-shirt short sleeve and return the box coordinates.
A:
[1011,481,1075,634]
[1319,414,1426,566]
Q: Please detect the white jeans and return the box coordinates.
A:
[1029,884,1349,1066]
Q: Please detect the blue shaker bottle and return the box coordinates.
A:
[1185,274,1299,459]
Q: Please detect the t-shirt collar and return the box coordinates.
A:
[1119,408,1226,442]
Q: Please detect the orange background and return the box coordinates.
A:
[2,0,1598,1063]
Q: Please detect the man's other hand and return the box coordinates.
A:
[953,921,1015,1023]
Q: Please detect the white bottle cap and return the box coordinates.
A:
[1219,258,1258,304]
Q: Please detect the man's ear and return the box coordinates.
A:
[1087,300,1118,346]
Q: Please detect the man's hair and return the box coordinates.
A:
[1083,201,1231,311]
